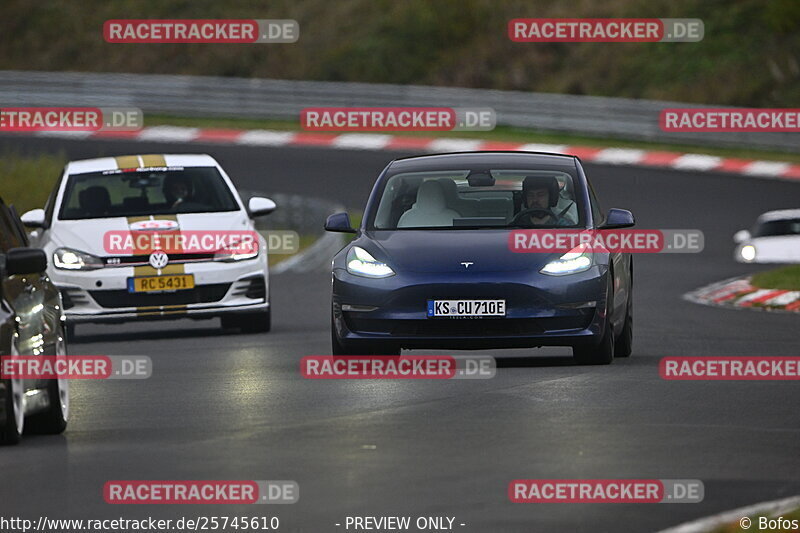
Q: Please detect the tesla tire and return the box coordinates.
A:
[614,289,633,358]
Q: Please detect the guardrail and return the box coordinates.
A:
[0,70,796,152]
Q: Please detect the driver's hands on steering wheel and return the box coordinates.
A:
[510,207,557,226]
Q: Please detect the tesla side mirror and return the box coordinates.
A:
[21,208,46,228]
[6,247,48,275]
[599,208,635,229]
[325,212,356,234]
[248,197,277,217]
[733,229,751,243]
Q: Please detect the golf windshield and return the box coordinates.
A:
[371,169,584,230]
[59,167,239,220]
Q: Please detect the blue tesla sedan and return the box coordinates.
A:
[325,152,634,364]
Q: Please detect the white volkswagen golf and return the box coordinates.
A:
[21,154,275,335]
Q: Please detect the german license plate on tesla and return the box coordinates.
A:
[427,299,506,318]
[127,274,195,293]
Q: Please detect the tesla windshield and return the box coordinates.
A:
[58,167,239,220]
[371,169,583,230]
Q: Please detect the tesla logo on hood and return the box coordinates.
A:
[129,220,179,231]
[149,251,169,269]
[461,262,474,269]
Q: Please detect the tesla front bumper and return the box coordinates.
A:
[332,266,610,350]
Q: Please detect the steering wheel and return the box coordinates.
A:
[510,208,555,226]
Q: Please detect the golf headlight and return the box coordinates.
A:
[53,247,103,270]
[740,244,756,262]
[540,244,593,276]
[214,245,259,262]
[347,246,394,278]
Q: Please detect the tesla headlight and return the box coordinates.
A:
[540,244,593,276]
[346,246,394,278]
[53,247,104,270]
[740,244,756,262]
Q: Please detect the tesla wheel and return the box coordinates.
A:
[27,328,69,435]
[573,275,614,365]
[614,289,633,358]
[1,343,25,445]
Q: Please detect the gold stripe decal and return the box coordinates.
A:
[114,155,140,169]
[140,154,167,167]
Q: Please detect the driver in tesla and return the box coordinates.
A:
[519,175,574,226]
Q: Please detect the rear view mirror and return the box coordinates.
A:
[467,171,495,187]
[21,209,46,228]
[325,212,356,233]
[6,247,48,275]
[599,208,635,229]
[733,229,751,243]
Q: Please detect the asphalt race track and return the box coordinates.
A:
[1,134,799,532]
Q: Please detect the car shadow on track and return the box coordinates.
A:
[494,355,577,368]
[68,319,249,345]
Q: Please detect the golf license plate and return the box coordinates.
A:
[128,274,195,293]
[427,299,506,318]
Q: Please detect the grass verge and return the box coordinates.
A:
[751,265,800,291]
[0,150,66,214]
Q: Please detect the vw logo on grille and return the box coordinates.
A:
[149,250,169,269]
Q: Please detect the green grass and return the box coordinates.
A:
[711,507,800,532]
[0,151,66,214]
[751,265,800,290]
[148,114,800,164]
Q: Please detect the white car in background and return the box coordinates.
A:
[734,209,800,263]
[21,154,276,335]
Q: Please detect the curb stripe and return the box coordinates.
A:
[21,127,800,181]
[686,276,800,313]
[739,289,788,306]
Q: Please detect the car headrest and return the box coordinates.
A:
[415,180,447,210]
[79,186,111,214]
